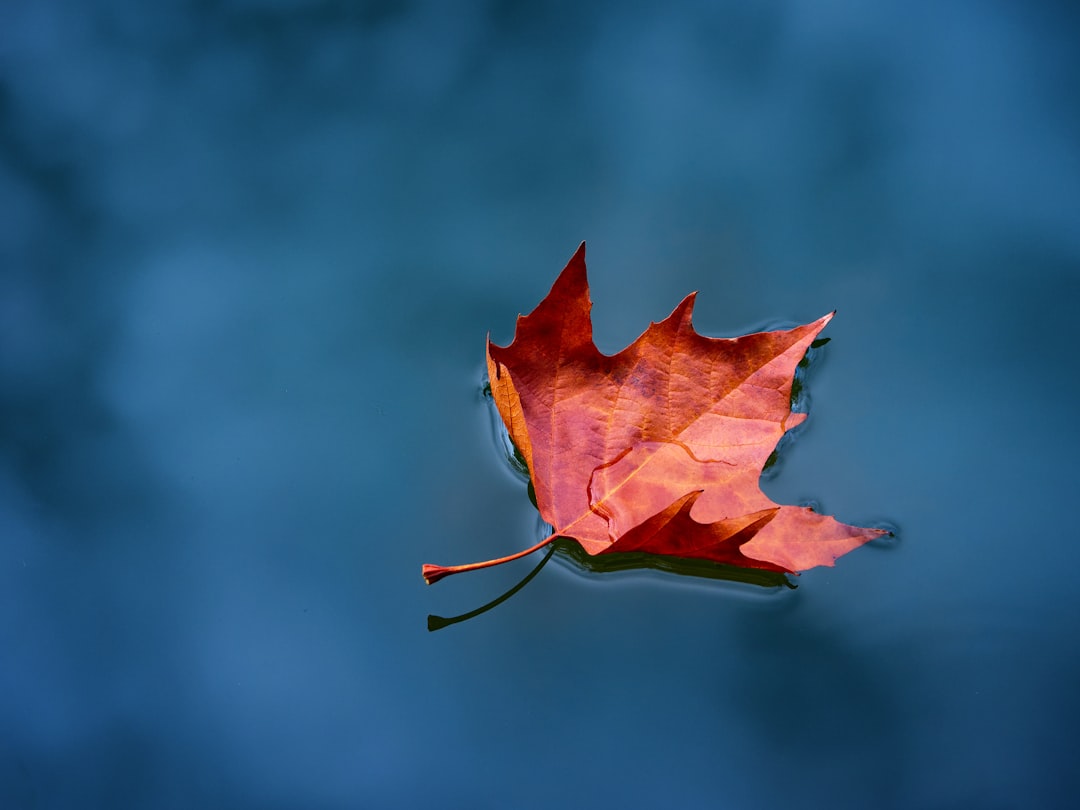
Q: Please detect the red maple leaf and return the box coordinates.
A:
[423,244,885,584]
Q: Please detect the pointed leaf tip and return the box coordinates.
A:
[670,291,697,329]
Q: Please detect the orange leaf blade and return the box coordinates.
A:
[424,244,885,584]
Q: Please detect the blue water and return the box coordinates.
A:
[2,2,1079,808]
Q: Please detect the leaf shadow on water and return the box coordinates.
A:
[428,544,557,632]
[553,540,795,588]
[427,539,794,632]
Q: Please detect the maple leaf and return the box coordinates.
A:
[423,244,885,584]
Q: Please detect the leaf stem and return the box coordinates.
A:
[422,533,557,584]
[427,544,556,631]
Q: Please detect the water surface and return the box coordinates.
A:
[2,2,1079,808]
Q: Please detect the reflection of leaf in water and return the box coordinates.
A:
[550,538,795,589]
[428,537,792,632]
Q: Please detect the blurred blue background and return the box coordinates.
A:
[2,1,1079,807]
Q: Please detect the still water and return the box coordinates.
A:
[2,2,1079,808]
